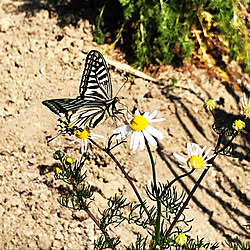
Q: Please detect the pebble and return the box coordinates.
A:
[55,231,63,240]
[0,17,13,32]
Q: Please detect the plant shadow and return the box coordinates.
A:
[157,87,250,242]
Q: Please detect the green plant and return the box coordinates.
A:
[44,93,249,248]
[94,0,249,73]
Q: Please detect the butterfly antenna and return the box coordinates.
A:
[114,74,128,97]
[47,132,62,143]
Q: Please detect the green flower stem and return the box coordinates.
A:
[160,169,195,198]
[60,166,111,243]
[89,138,150,218]
[165,166,210,237]
[80,197,110,239]
[145,139,161,246]
[216,132,238,155]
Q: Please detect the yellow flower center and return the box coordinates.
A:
[130,115,148,131]
[176,233,187,246]
[55,167,62,174]
[187,155,204,169]
[244,104,250,118]
[66,157,73,164]
[233,120,246,131]
[74,127,90,140]
[204,99,216,111]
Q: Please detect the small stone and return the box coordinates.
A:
[0,17,13,32]
[39,193,47,202]
[74,227,81,234]
[55,231,63,240]
[38,238,51,249]
[39,66,45,75]
[134,78,145,85]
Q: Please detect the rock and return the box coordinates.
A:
[0,17,13,32]
[55,231,63,240]
[134,78,145,85]
[38,235,52,249]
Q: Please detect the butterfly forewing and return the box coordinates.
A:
[79,50,112,101]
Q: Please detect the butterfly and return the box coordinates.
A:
[42,50,119,134]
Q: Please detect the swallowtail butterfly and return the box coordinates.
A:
[42,50,119,133]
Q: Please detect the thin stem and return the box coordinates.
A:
[166,136,223,237]
[166,166,209,237]
[145,139,161,245]
[145,140,157,190]
[89,138,150,218]
[160,169,195,198]
[83,200,110,238]
[216,132,238,154]
[70,174,112,245]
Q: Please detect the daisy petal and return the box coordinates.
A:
[138,131,146,150]
[130,132,140,151]
[187,143,192,157]
[148,110,158,120]
[202,147,212,160]
[150,118,166,122]
[132,132,140,150]
[204,163,213,167]
[199,146,207,157]
[130,132,135,150]
[143,112,150,119]
[192,143,201,156]
[142,129,157,147]
[145,125,164,139]
[179,164,187,168]
[70,139,78,144]
[206,153,216,162]
[173,153,186,163]
[135,109,141,116]
[114,125,131,140]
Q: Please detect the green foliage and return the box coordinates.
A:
[47,91,248,248]
[125,234,147,250]
[185,236,220,249]
[94,235,121,249]
[94,0,249,72]
[227,238,250,250]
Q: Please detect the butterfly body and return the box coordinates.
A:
[42,50,119,131]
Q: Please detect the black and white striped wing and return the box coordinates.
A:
[42,50,118,131]
[42,98,116,129]
[70,101,112,129]
[79,50,112,101]
[42,98,84,115]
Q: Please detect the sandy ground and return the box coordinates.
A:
[0,0,249,249]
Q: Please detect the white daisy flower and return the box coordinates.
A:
[241,93,250,119]
[173,142,215,169]
[113,110,165,150]
[176,233,187,246]
[204,99,216,112]
[232,119,246,132]
[71,127,104,154]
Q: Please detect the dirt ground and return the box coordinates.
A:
[0,0,249,249]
